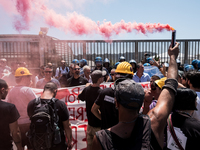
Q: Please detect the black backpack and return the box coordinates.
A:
[28,97,61,150]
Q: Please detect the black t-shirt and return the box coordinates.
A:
[95,115,162,150]
[0,100,20,149]
[66,76,88,87]
[78,85,102,127]
[27,98,69,146]
[95,86,118,129]
[166,111,200,150]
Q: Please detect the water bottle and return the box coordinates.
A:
[54,125,61,144]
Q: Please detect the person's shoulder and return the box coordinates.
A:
[52,78,59,82]
[37,78,45,83]
[0,100,16,108]
[143,72,150,76]
[67,76,73,81]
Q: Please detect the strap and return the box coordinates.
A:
[51,98,59,124]
[167,114,184,150]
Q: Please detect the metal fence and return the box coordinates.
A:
[52,39,200,67]
[0,38,200,69]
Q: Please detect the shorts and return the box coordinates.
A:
[86,124,101,146]
[19,123,32,149]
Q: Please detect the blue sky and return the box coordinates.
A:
[0,0,199,40]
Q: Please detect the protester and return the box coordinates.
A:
[148,77,167,111]
[165,88,200,150]
[66,64,88,87]
[91,61,133,130]
[92,42,179,149]
[59,63,74,87]
[81,65,92,83]
[107,69,116,82]
[2,62,19,87]
[27,82,72,150]
[77,70,104,150]
[141,75,160,114]
[6,67,37,149]
[0,79,23,150]
[185,71,200,121]
[36,65,61,89]
[133,62,151,82]
[80,59,88,75]
[0,58,11,78]
[92,57,109,78]
[55,60,69,79]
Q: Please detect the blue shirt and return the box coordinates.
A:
[132,72,151,82]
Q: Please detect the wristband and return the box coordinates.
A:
[162,78,178,95]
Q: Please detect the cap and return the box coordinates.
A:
[146,57,154,63]
[115,78,144,109]
[174,88,197,110]
[154,77,167,89]
[15,67,32,77]
[192,59,199,65]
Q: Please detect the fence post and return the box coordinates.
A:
[83,42,86,59]
[184,41,188,64]
[135,41,138,62]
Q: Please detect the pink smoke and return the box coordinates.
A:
[0,0,174,39]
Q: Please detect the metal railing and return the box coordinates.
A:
[0,38,200,69]
[52,39,200,67]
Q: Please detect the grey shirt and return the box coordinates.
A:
[36,78,61,89]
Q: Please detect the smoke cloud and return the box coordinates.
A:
[0,0,174,39]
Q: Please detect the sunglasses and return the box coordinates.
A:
[45,71,53,73]
[74,68,80,70]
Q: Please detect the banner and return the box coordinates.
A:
[144,66,164,78]
[32,82,150,150]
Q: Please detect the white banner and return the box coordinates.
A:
[32,82,150,150]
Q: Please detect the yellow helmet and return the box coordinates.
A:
[155,77,167,89]
[15,67,32,77]
[115,62,133,75]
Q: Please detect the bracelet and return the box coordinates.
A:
[162,78,178,95]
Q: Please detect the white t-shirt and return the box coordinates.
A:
[6,85,37,124]
[55,67,69,77]
[192,91,200,121]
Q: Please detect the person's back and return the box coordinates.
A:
[165,88,200,150]
[78,70,103,150]
[6,67,37,149]
[27,82,72,150]
[0,79,23,150]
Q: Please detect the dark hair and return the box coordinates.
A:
[0,79,8,89]
[186,71,200,89]
[44,82,57,93]
[173,88,197,111]
[136,63,143,69]
[44,65,53,70]
[91,75,101,84]
[151,75,160,80]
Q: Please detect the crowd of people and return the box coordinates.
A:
[0,42,200,150]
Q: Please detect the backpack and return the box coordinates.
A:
[28,97,61,150]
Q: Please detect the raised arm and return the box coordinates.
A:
[148,42,179,148]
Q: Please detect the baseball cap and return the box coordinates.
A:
[114,78,144,109]
[15,67,32,77]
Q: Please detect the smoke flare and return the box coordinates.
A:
[0,0,174,39]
